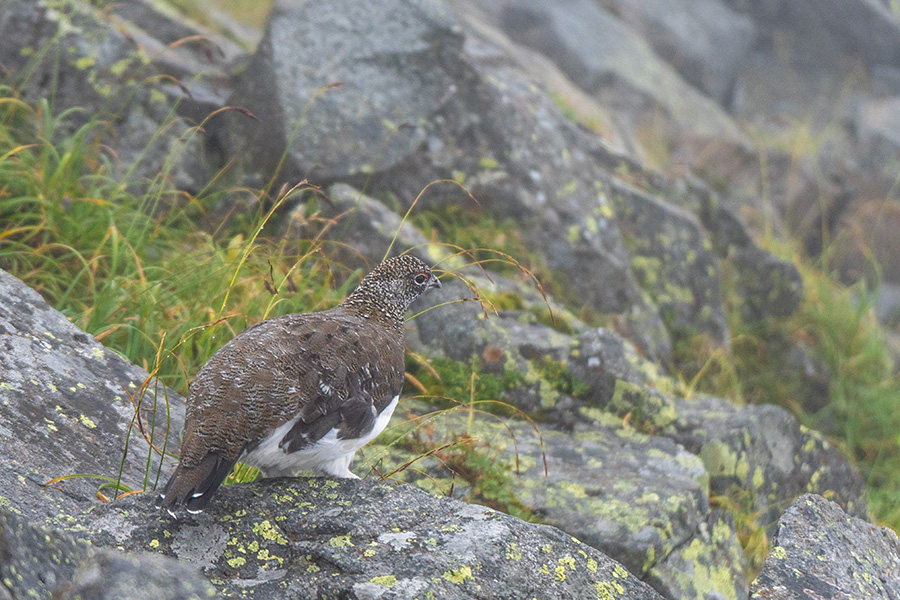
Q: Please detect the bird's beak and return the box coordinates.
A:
[429,276,442,290]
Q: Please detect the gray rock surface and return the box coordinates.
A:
[384,410,750,600]
[724,0,900,69]
[569,327,679,429]
[312,183,432,273]
[409,274,865,534]
[410,279,670,428]
[750,494,900,599]
[587,142,806,327]
[857,96,900,174]
[647,510,748,600]
[0,269,184,523]
[0,506,217,600]
[728,243,804,320]
[84,478,665,600]
[225,0,465,184]
[611,178,729,349]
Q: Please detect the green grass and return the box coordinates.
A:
[794,266,900,527]
[0,85,360,497]
[0,86,351,398]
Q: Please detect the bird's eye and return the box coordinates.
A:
[414,273,428,285]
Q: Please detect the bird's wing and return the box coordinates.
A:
[277,314,404,453]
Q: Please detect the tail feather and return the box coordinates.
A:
[156,453,236,516]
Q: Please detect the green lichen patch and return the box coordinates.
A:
[328,533,354,548]
[607,379,676,431]
[442,565,474,584]
[250,520,288,545]
[369,574,398,587]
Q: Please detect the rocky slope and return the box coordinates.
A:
[2,0,899,598]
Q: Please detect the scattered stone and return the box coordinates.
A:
[751,494,900,599]
[0,2,893,600]
[598,0,756,104]
[665,396,868,529]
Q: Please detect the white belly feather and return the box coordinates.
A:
[240,395,399,479]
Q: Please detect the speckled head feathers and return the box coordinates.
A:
[340,255,441,321]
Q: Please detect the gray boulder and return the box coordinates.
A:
[410,274,863,530]
[589,145,805,323]
[84,478,665,600]
[569,327,680,429]
[224,0,465,184]
[0,269,184,523]
[665,395,868,528]
[857,96,900,177]
[728,243,804,320]
[583,132,806,346]
[750,494,900,599]
[219,0,647,319]
[611,178,729,349]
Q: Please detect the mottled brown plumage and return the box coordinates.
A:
[156,255,440,515]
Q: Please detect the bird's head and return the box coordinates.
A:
[342,255,441,321]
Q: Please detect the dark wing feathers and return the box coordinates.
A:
[280,392,379,453]
[335,393,378,440]
[280,409,342,453]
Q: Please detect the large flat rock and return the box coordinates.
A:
[83,478,665,600]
